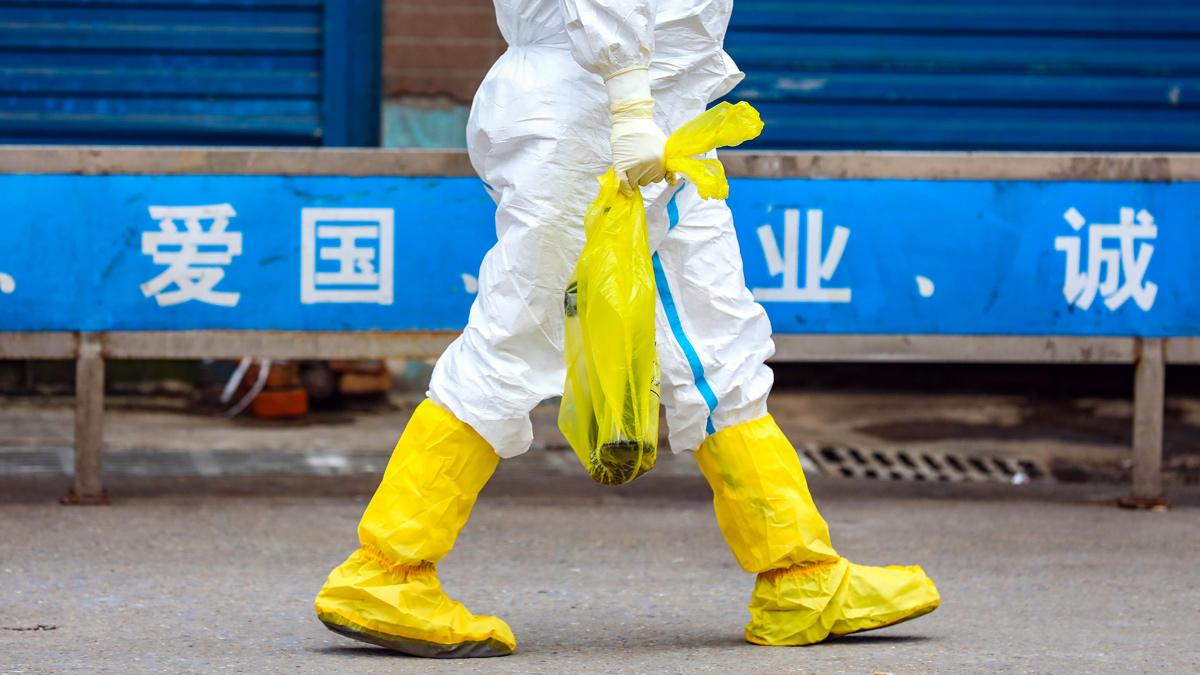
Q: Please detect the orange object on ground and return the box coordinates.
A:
[250,387,308,419]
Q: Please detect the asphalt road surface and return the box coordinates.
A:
[2,462,1198,673]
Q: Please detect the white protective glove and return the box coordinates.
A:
[606,67,669,193]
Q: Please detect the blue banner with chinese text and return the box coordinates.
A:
[0,174,1196,336]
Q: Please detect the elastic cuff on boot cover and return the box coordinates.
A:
[745,557,940,646]
[315,548,516,658]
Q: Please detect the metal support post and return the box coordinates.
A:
[61,332,108,505]
[1120,338,1167,510]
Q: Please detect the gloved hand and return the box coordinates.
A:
[606,68,668,193]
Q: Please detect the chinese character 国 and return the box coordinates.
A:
[301,208,394,305]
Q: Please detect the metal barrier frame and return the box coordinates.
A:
[3,147,1199,505]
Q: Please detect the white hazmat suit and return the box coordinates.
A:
[430,0,774,457]
[314,1,940,658]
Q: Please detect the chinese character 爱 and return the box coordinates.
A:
[140,203,242,307]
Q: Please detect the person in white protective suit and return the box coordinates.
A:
[314,0,940,657]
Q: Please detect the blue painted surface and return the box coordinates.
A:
[0,175,493,331]
[0,0,380,146]
[732,179,1199,336]
[321,0,381,147]
[0,174,1196,336]
[725,1,1200,151]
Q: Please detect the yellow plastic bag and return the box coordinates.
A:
[559,101,764,485]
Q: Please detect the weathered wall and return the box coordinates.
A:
[382,0,504,148]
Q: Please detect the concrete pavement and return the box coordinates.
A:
[2,462,1198,673]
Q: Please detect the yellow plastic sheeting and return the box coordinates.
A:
[695,413,839,572]
[746,559,939,646]
[353,399,497,563]
[315,400,516,657]
[317,552,516,657]
[663,101,765,200]
[696,414,940,645]
[560,101,764,485]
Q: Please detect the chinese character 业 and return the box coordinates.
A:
[1055,207,1157,312]
[301,208,394,305]
[140,203,242,307]
[752,208,851,303]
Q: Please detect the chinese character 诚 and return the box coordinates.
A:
[140,203,242,307]
[301,208,394,305]
[752,208,851,303]
[1055,207,1157,312]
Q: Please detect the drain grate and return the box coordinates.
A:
[799,443,1049,484]
[1,445,1050,485]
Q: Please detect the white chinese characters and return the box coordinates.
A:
[301,208,394,305]
[1055,207,1158,312]
[752,208,851,303]
[141,204,243,307]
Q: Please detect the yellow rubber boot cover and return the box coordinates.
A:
[696,414,940,646]
[315,400,516,657]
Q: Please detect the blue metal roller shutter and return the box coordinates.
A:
[725,1,1200,151]
[0,0,379,146]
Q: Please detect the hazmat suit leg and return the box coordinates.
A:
[426,44,607,458]
[314,400,516,657]
[640,163,939,645]
[695,414,940,645]
[644,181,775,454]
